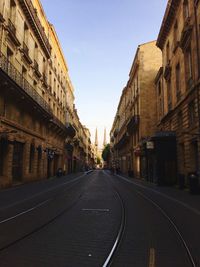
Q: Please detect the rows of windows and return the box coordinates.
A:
[4,0,68,122]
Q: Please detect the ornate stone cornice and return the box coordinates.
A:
[157,0,181,50]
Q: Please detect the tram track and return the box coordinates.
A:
[0,173,90,252]
[0,170,196,266]
[133,188,197,267]
[107,171,197,267]
[102,187,126,267]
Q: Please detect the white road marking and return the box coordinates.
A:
[82,208,109,212]
[0,199,51,224]
[149,248,156,267]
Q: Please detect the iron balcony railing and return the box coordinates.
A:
[0,52,52,115]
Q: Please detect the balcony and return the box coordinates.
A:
[179,17,193,51]
[18,0,51,58]
[127,115,140,134]
[49,116,66,133]
[163,63,172,81]
[115,132,129,150]
[22,42,32,64]
[66,123,76,138]
[0,52,52,117]
[7,19,21,47]
[34,60,42,78]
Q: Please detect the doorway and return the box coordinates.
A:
[12,141,23,182]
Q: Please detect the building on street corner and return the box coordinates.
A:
[0,0,94,188]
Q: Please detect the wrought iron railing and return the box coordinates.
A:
[0,52,52,115]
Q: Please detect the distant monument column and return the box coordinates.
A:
[95,127,98,159]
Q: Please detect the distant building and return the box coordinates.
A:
[110,41,162,177]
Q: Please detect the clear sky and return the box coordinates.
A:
[41,0,167,147]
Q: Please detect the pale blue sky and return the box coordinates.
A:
[41,0,167,146]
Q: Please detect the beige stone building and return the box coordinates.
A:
[153,0,200,185]
[0,0,92,188]
[110,41,162,177]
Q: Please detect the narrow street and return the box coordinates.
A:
[0,171,199,267]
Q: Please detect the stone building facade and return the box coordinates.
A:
[110,41,162,177]
[154,0,200,185]
[0,0,93,188]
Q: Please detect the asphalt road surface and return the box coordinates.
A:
[0,170,198,267]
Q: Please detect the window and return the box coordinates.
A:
[176,63,181,101]
[10,0,16,22]
[173,20,178,49]
[6,47,13,73]
[7,47,13,62]
[185,46,193,88]
[188,100,196,127]
[22,66,27,78]
[183,0,189,20]
[33,80,37,87]
[43,57,46,73]
[167,79,172,111]
[166,41,170,63]
[49,71,52,87]
[23,22,28,45]
[34,43,38,62]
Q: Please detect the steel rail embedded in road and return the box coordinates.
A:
[134,189,196,267]
[115,172,196,267]
[0,173,86,211]
[0,177,85,252]
[102,172,126,267]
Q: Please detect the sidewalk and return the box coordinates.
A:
[115,173,200,214]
